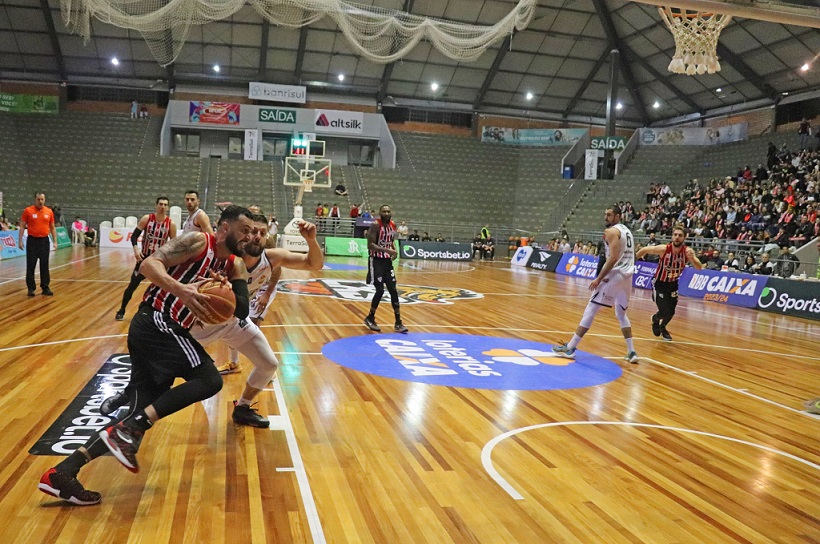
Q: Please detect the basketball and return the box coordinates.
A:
[197,280,236,325]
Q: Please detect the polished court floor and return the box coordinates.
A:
[0,246,818,543]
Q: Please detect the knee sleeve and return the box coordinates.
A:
[579,302,602,329]
[239,333,280,389]
[615,304,631,329]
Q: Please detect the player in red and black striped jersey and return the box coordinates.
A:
[115,196,178,321]
[38,206,253,506]
[636,224,703,342]
[364,204,408,333]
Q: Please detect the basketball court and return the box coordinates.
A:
[0,247,817,543]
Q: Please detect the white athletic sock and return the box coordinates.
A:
[237,397,252,407]
[625,338,635,353]
[567,334,582,350]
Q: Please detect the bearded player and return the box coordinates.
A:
[635,224,703,341]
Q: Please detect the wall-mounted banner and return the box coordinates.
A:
[584,149,598,180]
[30,353,131,455]
[189,101,240,125]
[678,267,767,308]
[0,93,58,114]
[633,261,658,290]
[481,127,587,146]
[555,252,599,279]
[244,129,259,160]
[314,109,363,133]
[322,333,622,390]
[526,249,562,273]
[249,82,306,104]
[399,241,472,261]
[258,108,297,123]
[756,276,820,321]
[640,122,748,146]
[100,227,136,248]
[590,136,627,151]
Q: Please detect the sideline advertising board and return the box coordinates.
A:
[399,241,472,261]
[756,276,820,321]
[325,237,369,258]
[555,253,599,279]
[100,227,136,248]
[678,267,767,308]
[633,261,658,290]
[526,249,562,273]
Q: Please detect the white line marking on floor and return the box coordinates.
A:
[271,377,326,543]
[0,254,100,286]
[482,421,820,500]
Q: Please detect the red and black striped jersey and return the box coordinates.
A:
[370,218,396,259]
[142,233,235,329]
[654,243,687,283]
[141,213,172,257]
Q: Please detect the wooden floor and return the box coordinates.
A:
[0,246,818,544]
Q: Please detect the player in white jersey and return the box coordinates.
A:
[553,205,640,363]
[188,213,322,427]
[182,190,214,234]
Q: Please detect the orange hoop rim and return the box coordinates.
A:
[661,7,715,19]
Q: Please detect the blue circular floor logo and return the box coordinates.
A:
[322,333,622,390]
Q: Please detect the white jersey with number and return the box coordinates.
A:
[247,251,277,320]
[183,208,207,232]
[605,223,635,278]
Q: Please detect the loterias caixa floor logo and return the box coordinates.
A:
[322,333,622,390]
[277,278,482,305]
[31,354,131,455]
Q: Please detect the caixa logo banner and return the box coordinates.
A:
[678,268,768,308]
[555,252,598,279]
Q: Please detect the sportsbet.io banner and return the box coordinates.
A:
[399,241,472,261]
[756,276,820,321]
[31,354,131,455]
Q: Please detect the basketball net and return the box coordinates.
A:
[659,7,731,75]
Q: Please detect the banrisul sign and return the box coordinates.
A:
[590,136,626,151]
[322,334,622,390]
[258,108,296,123]
[30,354,131,455]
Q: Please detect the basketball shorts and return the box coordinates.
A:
[590,272,631,309]
[191,316,263,349]
[367,257,395,286]
[129,303,214,385]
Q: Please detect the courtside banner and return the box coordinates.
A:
[511,246,533,267]
[399,241,473,261]
[55,226,72,249]
[30,354,131,455]
[678,267,767,308]
[756,276,820,321]
[555,252,598,279]
[0,231,25,259]
[99,227,137,248]
[325,236,368,258]
[633,262,658,290]
[527,249,562,272]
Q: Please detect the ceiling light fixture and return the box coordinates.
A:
[801,63,810,72]
[526,92,533,100]
[431,82,439,91]
[653,101,660,109]
[716,87,722,92]
[111,57,119,66]
[338,74,345,82]
[213,65,220,73]
[615,102,623,110]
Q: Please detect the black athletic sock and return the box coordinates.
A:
[55,450,90,477]
[124,410,153,432]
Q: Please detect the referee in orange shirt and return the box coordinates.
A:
[19,191,58,296]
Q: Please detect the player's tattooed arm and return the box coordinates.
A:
[146,232,206,269]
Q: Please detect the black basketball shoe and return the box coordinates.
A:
[232,401,270,428]
[38,468,101,506]
[651,314,661,337]
[100,422,143,473]
[99,391,129,416]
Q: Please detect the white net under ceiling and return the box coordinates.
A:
[60,0,539,67]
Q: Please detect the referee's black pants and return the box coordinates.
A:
[25,236,51,291]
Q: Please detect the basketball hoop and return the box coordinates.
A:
[658,7,731,75]
[301,177,315,193]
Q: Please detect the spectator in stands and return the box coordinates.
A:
[741,254,757,273]
[329,204,340,232]
[362,209,373,221]
[725,252,740,269]
[139,104,148,119]
[559,238,571,253]
[754,164,769,181]
[349,204,360,220]
[130,100,138,120]
[53,205,64,226]
[752,253,774,275]
[267,214,278,248]
[774,245,800,278]
[408,230,420,241]
[480,225,490,240]
[434,233,445,242]
[421,231,431,242]
[790,215,813,246]
[335,182,348,196]
[396,220,408,240]
[798,118,811,149]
